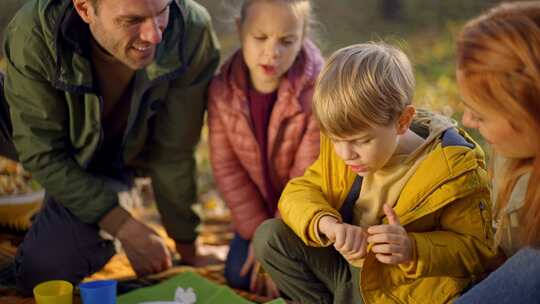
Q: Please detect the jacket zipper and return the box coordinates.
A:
[479,200,490,240]
[83,95,105,169]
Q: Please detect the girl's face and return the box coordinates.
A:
[461,101,535,159]
[238,1,304,93]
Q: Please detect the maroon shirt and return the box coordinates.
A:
[248,87,279,215]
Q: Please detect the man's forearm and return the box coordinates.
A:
[99,206,132,236]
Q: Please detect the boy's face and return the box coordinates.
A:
[330,123,401,176]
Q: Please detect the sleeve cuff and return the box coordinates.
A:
[398,233,419,277]
[310,212,340,246]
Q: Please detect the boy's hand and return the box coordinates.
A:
[318,216,368,261]
[367,204,413,265]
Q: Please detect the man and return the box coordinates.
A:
[2,0,220,295]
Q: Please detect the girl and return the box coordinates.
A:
[207,0,323,297]
[455,2,540,302]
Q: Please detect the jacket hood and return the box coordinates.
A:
[405,109,455,159]
[394,113,488,225]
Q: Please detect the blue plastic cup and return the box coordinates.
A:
[79,280,117,304]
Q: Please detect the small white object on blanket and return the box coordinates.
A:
[138,287,197,304]
[175,287,197,304]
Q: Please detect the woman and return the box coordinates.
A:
[455,2,540,302]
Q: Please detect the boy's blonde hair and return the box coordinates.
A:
[313,42,415,137]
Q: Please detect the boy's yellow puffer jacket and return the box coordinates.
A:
[279,129,499,303]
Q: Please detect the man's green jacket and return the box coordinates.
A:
[3,0,220,242]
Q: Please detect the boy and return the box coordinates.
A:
[253,43,499,303]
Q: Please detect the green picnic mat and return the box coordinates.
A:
[117,272,286,304]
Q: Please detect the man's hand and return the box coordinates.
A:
[318,215,368,262]
[367,204,413,265]
[240,243,280,298]
[116,217,173,276]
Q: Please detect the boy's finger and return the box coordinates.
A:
[371,243,401,255]
[346,249,366,261]
[383,204,400,225]
[334,230,345,249]
[375,253,399,265]
[340,230,353,253]
[367,224,401,235]
[367,233,401,244]
[351,232,364,253]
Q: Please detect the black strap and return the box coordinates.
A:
[441,128,474,148]
[340,175,362,224]
[0,72,18,161]
[0,72,11,140]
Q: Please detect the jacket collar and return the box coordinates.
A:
[51,0,188,94]
[393,129,487,225]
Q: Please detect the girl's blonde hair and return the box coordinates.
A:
[457,1,540,246]
[238,0,315,40]
[313,42,415,137]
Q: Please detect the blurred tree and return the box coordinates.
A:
[380,0,403,21]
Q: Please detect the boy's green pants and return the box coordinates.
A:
[253,219,364,304]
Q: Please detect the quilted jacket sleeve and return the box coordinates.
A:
[280,134,343,246]
[207,80,270,240]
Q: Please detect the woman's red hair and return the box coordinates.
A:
[457,1,540,246]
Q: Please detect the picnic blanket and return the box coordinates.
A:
[117,272,286,304]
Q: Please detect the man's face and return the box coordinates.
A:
[81,0,172,70]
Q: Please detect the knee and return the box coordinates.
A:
[15,243,71,296]
[224,264,250,290]
[224,238,251,290]
[253,218,290,261]
[15,237,92,296]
